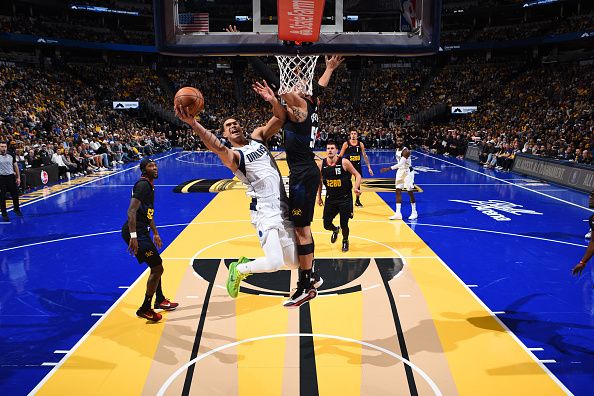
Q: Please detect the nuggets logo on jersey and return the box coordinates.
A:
[345,142,362,167]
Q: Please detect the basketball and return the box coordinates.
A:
[174,86,204,117]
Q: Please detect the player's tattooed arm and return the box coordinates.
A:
[175,105,239,172]
[290,106,307,123]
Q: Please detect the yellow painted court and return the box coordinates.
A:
[30,159,569,396]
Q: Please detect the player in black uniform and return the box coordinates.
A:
[318,141,362,252]
[122,158,178,322]
[572,191,594,277]
[339,130,373,207]
[274,55,344,308]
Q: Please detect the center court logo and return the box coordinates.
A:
[450,199,543,221]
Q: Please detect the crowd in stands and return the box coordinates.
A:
[408,61,593,170]
[2,14,154,45]
[0,63,173,191]
[0,51,592,197]
[441,13,593,45]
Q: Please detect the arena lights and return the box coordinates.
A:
[70,5,139,16]
[522,0,558,8]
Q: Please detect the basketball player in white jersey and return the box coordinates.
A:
[174,87,305,300]
[380,136,418,220]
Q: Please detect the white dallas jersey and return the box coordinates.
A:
[395,147,412,171]
[233,140,285,202]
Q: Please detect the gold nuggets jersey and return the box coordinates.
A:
[233,140,286,202]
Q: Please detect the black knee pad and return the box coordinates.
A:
[297,243,314,256]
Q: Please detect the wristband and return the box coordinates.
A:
[130,232,137,238]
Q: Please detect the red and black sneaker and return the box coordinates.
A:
[154,298,179,311]
[136,307,162,322]
[283,284,318,309]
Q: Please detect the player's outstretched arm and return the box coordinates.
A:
[381,155,408,173]
[573,238,594,276]
[280,90,308,123]
[175,105,239,172]
[343,158,362,195]
[360,142,374,176]
[318,55,344,88]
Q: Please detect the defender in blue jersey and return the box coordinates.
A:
[272,55,344,308]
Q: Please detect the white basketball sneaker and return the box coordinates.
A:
[409,211,418,220]
[389,212,402,220]
[586,230,592,239]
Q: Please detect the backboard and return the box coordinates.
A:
[155,0,441,56]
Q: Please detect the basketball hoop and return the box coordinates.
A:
[275,54,319,96]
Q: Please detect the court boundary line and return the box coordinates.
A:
[415,151,593,212]
[433,255,573,395]
[27,265,150,395]
[156,333,442,396]
[401,221,589,248]
[3,219,587,253]
[7,151,179,213]
[25,222,570,394]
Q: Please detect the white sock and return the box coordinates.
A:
[395,203,401,213]
[411,203,417,211]
[237,263,251,274]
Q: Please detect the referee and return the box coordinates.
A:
[317,141,361,252]
[0,142,22,222]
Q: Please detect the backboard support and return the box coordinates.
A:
[154,0,441,56]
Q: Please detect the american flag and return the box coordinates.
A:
[178,13,209,32]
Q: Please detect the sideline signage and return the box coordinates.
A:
[513,154,594,192]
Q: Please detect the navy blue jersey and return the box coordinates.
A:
[322,157,352,199]
[343,141,362,168]
[283,95,318,168]
[124,178,154,234]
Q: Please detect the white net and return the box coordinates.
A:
[275,55,319,96]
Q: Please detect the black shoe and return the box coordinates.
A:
[354,200,363,207]
[14,209,22,217]
[1,215,9,222]
[283,283,318,308]
[342,239,349,252]
[330,226,340,243]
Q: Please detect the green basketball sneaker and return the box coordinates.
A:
[226,257,251,298]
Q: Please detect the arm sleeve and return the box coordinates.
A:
[390,157,408,170]
[132,181,150,201]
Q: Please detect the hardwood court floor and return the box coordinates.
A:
[2,150,588,395]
